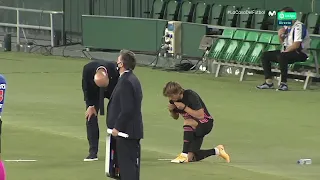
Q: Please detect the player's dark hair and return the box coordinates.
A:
[163,81,184,97]
[119,49,136,70]
[280,7,295,12]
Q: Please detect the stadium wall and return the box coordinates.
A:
[0,0,319,48]
[1,0,318,36]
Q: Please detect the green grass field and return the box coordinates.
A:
[1,52,320,180]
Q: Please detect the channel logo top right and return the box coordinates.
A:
[268,11,297,26]
[268,11,276,17]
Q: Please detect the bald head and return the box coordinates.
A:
[94,69,109,87]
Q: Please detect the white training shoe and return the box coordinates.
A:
[170,153,188,163]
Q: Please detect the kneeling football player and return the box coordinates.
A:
[163,81,230,163]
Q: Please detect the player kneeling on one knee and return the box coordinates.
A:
[163,81,230,163]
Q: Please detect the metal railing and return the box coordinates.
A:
[0,6,63,47]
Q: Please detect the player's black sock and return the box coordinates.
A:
[182,125,194,153]
[193,149,216,161]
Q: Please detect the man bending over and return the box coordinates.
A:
[163,81,230,163]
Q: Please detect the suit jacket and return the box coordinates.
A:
[82,60,119,106]
[107,71,143,140]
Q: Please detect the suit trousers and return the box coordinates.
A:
[261,50,307,83]
[86,103,100,155]
[116,137,141,180]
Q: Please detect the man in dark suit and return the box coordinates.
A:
[82,59,119,161]
[107,50,143,180]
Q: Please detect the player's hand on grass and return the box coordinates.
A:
[174,102,186,110]
[111,128,119,136]
[85,106,97,120]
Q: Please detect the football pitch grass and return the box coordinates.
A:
[1,52,320,180]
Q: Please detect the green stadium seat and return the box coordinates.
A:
[145,0,167,19]
[306,13,320,34]
[265,10,277,30]
[207,29,236,59]
[291,38,320,70]
[265,34,281,51]
[238,7,254,28]
[274,14,281,31]
[263,34,281,68]
[252,9,275,30]
[272,38,284,70]
[209,4,224,25]
[193,2,210,24]
[178,1,194,22]
[233,31,260,64]
[218,30,247,62]
[297,12,306,23]
[223,6,239,27]
[165,0,179,20]
[245,33,273,65]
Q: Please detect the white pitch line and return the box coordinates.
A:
[5,160,37,162]
[157,158,172,161]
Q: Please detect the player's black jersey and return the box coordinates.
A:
[173,89,213,122]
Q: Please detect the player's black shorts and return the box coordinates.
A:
[189,119,214,152]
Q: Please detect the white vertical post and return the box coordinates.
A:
[313,50,319,75]
[50,13,54,47]
[16,10,20,45]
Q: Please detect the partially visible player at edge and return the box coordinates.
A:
[0,74,7,180]
[163,81,230,163]
[82,59,119,161]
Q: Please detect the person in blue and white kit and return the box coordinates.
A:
[257,7,310,91]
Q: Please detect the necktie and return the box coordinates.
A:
[99,87,105,115]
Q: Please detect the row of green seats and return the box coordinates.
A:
[146,0,210,24]
[147,0,320,34]
[207,29,279,65]
[207,29,320,71]
[147,0,262,27]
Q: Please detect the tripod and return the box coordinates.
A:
[191,47,210,74]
